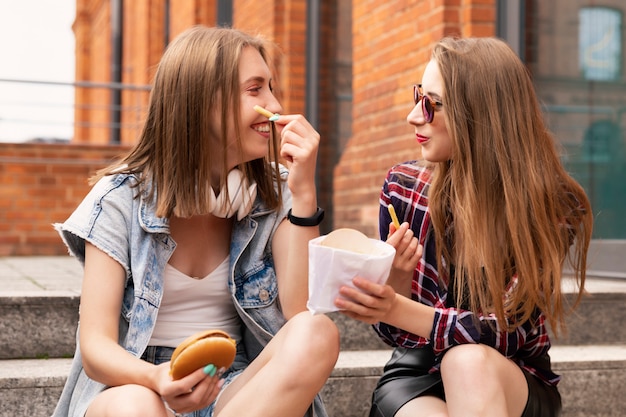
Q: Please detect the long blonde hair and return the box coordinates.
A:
[91,26,282,218]
[428,37,592,335]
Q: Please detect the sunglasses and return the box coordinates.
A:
[413,84,443,123]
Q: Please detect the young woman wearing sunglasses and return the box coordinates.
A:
[336,37,593,417]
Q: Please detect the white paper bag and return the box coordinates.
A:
[306,235,395,315]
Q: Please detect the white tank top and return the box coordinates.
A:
[149,257,242,348]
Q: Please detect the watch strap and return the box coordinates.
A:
[287,207,325,227]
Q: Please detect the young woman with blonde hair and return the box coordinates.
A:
[53,26,339,417]
[337,37,593,417]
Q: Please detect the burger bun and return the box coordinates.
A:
[169,329,236,380]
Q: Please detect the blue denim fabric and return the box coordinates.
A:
[141,344,247,417]
[51,167,326,417]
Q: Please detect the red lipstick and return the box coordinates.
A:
[416,133,429,144]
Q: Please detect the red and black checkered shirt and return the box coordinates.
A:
[374,161,560,386]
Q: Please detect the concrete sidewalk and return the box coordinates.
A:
[0,256,82,295]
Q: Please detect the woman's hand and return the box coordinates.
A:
[335,277,397,325]
[337,276,436,338]
[335,223,422,325]
[273,114,320,200]
[385,222,422,297]
[157,363,224,414]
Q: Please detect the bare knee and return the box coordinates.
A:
[397,396,448,417]
[282,312,340,376]
[87,385,166,417]
[295,312,340,362]
[440,344,499,381]
[439,344,528,417]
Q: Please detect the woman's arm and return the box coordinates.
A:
[80,243,211,399]
[336,278,436,339]
[79,242,162,388]
[271,114,321,319]
[338,277,543,358]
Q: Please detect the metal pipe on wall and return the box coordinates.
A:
[110,0,123,144]
[164,0,170,48]
[217,0,233,27]
[497,0,524,59]
[306,0,320,129]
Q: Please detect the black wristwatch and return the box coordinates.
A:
[287,207,325,226]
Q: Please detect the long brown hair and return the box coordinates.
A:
[428,37,593,335]
[91,26,282,218]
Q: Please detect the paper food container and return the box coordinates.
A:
[307,229,395,315]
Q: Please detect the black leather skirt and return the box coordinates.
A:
[369,346,561,417]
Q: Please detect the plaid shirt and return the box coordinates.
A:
[373,161,560,386]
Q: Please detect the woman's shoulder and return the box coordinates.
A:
[386,160,433,186]
[88,173,141,201]
[67,173,143,224]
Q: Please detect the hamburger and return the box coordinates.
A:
[169,329,237,380]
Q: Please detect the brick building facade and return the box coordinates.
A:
[0,143,127,255]
[0,0,500,255]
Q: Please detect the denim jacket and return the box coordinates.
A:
[52,168,326,417]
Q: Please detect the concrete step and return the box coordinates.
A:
[329,275,626,350]
[1,256,625,417]
[321,345,626,417]
[0,292,79,359]
[2,289,623,360]
[2,345,625,417]
[2,277,625,359]
[0,256,82,359]
[0,358,70,417]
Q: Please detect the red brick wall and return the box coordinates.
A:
[6,0,496,255]
[0,143,128,255]
[235,0,308,115]
[73,0,311,144]
[73,0,113,144]
[334,0,496,238]
[169,0,216,37]
[235,0,338,230]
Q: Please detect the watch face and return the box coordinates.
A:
[579,7,621,81]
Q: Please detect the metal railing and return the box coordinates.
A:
[0,78,151,143]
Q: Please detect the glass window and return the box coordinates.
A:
[579,7,622,81]
[515,1,626,278]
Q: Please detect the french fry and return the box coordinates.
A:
[253,105,279,121]
[387,204,401,229]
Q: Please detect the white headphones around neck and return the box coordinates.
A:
[208,169,257,220]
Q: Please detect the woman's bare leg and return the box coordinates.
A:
[396,395,447,417]
[395,344,528,417]
[215,311,339,417]
[441,344,528,417]
[86,384,171,417]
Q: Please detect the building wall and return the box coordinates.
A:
[71,0,313,145]
[0,143,128,255]
[71,0,339,231]
[335,0,496,237]
[0,0,497,255]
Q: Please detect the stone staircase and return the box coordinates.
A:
[1,256,625,417]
